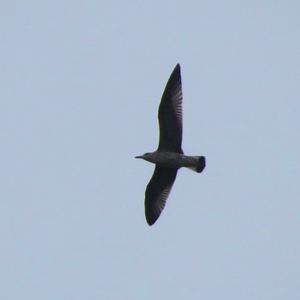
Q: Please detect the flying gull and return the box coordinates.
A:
[136,64,206,225]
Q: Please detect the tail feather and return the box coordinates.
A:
[196,156,206,173]
[188,156,206,173]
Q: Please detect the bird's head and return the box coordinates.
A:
[135,152,150,159]
[135,152,154,162]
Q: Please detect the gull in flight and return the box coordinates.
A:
[136,64,206,225]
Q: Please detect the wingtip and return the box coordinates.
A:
[175,63,181,70]
[147,220,155,226]
[168,63,181,83]
[145,214,157,226]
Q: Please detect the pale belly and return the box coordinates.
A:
[152,152,199,169]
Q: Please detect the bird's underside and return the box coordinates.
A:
[137,64,206,225]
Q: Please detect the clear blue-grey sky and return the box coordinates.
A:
[1,1,299,299]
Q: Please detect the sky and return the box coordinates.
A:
[0,1,299,299]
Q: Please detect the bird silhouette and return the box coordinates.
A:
[136,64,206,225]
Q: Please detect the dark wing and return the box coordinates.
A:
[145,166,178,225]
[158,64,183,153]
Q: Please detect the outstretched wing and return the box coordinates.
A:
[145,166,178,225]
[158,64,183,153]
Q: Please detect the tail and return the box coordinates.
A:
[188,156,206,173]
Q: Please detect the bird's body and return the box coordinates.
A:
[136,151,205,172]
[136,64,206,225]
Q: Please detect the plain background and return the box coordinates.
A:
[1,1,299,299]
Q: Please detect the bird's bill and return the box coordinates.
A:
[135,155,143,159]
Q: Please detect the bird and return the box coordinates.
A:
[135,64,206,226]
